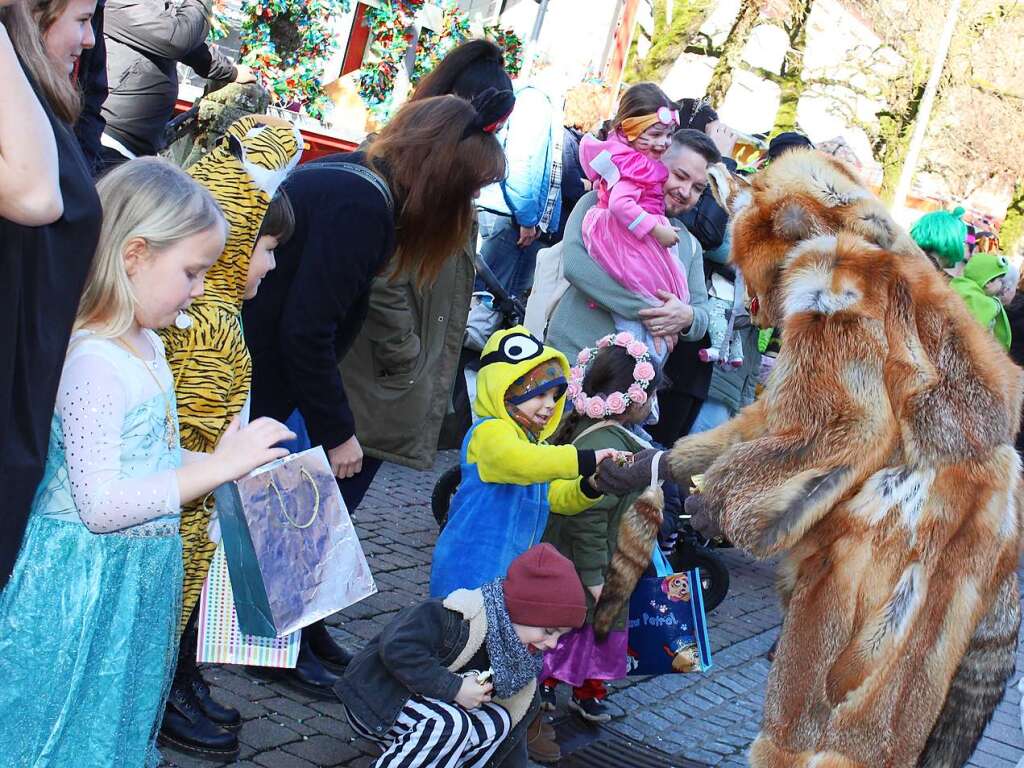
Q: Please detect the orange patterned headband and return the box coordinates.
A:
[620,106,680,142]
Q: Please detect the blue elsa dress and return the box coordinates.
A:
[0,330,184,767]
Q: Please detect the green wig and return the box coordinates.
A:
[910,207,968,269]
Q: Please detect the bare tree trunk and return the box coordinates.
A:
[704,0,761,106]
[875,77,927,203]
[1001,181,1024,255]
[771,0,814,135]
[625,0,714,85]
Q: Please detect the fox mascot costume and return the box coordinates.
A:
[597,149,1023,768]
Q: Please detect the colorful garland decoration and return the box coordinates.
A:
[238,0,351,121]
[207,0,233,42]
[412,5,471,84]
[568,332,657,418]
[358,1,525,114]
[358,0,422,111]
[483,25,523,79]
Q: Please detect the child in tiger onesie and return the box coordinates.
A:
[157,115,302,758]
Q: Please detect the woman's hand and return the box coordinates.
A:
[213,417,294,481]
[705,120,739,158]
[455,676,494,710]
[651,334,677,356]
[639,290,694,337]
[233,64,258,84]
[328,435,363,479]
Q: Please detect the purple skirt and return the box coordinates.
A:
[541,624,628,687]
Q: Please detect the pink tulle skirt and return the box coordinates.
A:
[582,206,689,304]
[541,624,628,687]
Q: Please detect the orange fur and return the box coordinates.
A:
[670,150,1024,768]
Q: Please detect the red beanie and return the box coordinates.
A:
[503,544,587,628]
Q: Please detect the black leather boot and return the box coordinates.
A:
[249,635,340,700]
[303,619,353,674]
[158,683,239,760]
[191,674,242,730]
[282,635,340,699]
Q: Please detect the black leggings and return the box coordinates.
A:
[172,607,200,689]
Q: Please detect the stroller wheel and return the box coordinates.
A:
[670,542,730,613]
[430,465,462,531]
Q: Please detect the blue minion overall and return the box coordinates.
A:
[429,327,601,597]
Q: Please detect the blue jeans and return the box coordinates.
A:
[282,410,381,513]
[476,211,543,300]
[689,398,732,434]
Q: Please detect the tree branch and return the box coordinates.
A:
[685,31,718,57]
[746,65,783,85]
[972,80,1024,101]
[802,77,876,100]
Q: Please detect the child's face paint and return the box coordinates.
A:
[632,123,674,160]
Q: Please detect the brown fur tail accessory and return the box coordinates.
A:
[593,452,666,640]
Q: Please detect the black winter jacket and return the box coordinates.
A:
[678,157,737,252]
[102,0,236,156]
[336,598,537,768]
[73,0,107,175]
[242,153,397,452]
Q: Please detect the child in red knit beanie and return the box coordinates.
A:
[337,544,586,768]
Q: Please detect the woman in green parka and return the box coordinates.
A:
[540,333,663,724]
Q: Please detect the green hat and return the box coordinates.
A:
[950,254,1012,349]
[963,252,1009,288]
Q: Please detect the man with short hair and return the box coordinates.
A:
[546,129,720,441]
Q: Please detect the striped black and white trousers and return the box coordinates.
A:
[345,696,512,768]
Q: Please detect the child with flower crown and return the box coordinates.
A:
[539,331,663,723]
[580,83,688,366]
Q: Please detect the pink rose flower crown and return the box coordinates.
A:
[568,332,656,419]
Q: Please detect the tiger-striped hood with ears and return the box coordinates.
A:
[156,116,302,629]
[185,115,303,313]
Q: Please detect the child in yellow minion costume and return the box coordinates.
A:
[429,326,627,598]
[158,115,302,758]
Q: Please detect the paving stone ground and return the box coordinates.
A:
[161,454,1024,768]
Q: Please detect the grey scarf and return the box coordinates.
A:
[480,579,543,699]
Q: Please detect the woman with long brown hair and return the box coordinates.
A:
[241,88,511,697]
[339,38,513,483]
[0,0,102,591]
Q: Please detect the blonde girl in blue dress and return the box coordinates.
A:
[0,158,295,767]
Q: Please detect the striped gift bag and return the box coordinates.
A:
[196,545,300,668]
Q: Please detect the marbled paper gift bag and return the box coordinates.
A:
[215,446,376,637]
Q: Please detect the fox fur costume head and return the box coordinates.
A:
[667,150,1023,768]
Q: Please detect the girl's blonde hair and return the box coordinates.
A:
[0,0,82,123]
[76,158,226,337]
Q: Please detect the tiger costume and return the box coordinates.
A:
[160,115,302,630]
